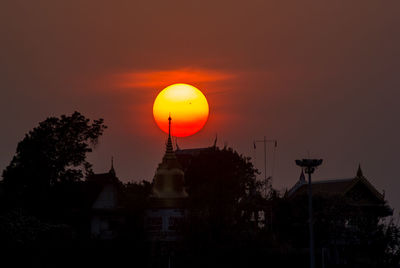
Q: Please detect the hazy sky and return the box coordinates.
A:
[1,1,400,214]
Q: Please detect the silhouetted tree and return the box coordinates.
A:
[180,147,400,267]
[2,111,106,209]
[183,147,263,246]
[123,180,152,209]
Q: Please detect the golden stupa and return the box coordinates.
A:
[150,116,188,207]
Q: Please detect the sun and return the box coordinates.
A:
[153,83,209,137]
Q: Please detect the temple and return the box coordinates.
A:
[146,116,188,242]
[286,165,392,265]
[288,165,389,215]
[88,158,123,239]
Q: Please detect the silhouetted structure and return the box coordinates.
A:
[145,117,188,267]
[1,111,399,267]
[289,165,388,210]
[87,159,124,239]
[175,140,217,172]
[295,158,323,268]
[287,165,393,266]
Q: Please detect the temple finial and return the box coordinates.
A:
[109,156,116,176]
[299,169,306,182]
[165,115,174,155]
[356,164,364,178]
[213,133,218,148]
[168,113,172,139]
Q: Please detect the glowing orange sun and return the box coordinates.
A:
[153,83,209,137]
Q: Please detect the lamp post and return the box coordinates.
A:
[295,159,323,268]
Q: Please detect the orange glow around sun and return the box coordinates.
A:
[153,83,209,137]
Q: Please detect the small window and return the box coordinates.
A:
[147,217,162,231]
[168,216,183,231]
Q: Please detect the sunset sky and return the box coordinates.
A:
[1,1,400,213]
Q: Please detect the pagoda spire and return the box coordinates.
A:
[168,114,171,140]
[356,164,364,178]
[152,115,187,199]
[163,115,175,160]
[166,115,173,151]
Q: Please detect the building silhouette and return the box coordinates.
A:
[87,159,124,239]
[287,165,392,266]
[146,116,188,243]
[288,165,389,214]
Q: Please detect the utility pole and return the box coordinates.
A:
[254,137,277,197]
[295,159,323,268]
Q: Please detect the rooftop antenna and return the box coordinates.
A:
[254,137,277,196]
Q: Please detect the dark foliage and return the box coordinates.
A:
[150,146,400,267]
[1,115,399,267]
[2,111,106,209]
[122,180,152,210]
[182,147,264,249]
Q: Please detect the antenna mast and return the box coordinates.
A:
[254,137,277,196]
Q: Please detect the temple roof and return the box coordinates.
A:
[288,166,385,204]
[85,160,122,209]
[174,134,217,158]
[87,169,119,185]
[174,147,213,172]
[289,178,354,197]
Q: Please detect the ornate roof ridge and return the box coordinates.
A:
[311,178,354,184]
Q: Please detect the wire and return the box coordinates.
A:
[271,142,277,185]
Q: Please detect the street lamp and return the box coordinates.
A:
[295,159,323,268]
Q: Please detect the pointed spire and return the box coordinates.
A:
[213,133,218,148]
[356,164,364,178]
[152,115,187,200]
[166,115,173,153]
[163,115,176,161]
[109,156,116,176]
[299,169,306,182]
[168,114,171,139]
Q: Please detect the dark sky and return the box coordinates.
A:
[1,1,400,214]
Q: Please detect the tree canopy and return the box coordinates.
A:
[2,111,106,201]
[183,146,263,244]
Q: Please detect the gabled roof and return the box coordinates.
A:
[288,177,354,197]
[288,166,385,203]
[86,163,120,186]
[87,172,120,185]
[175,147,214,171]
[86,163,122,209]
